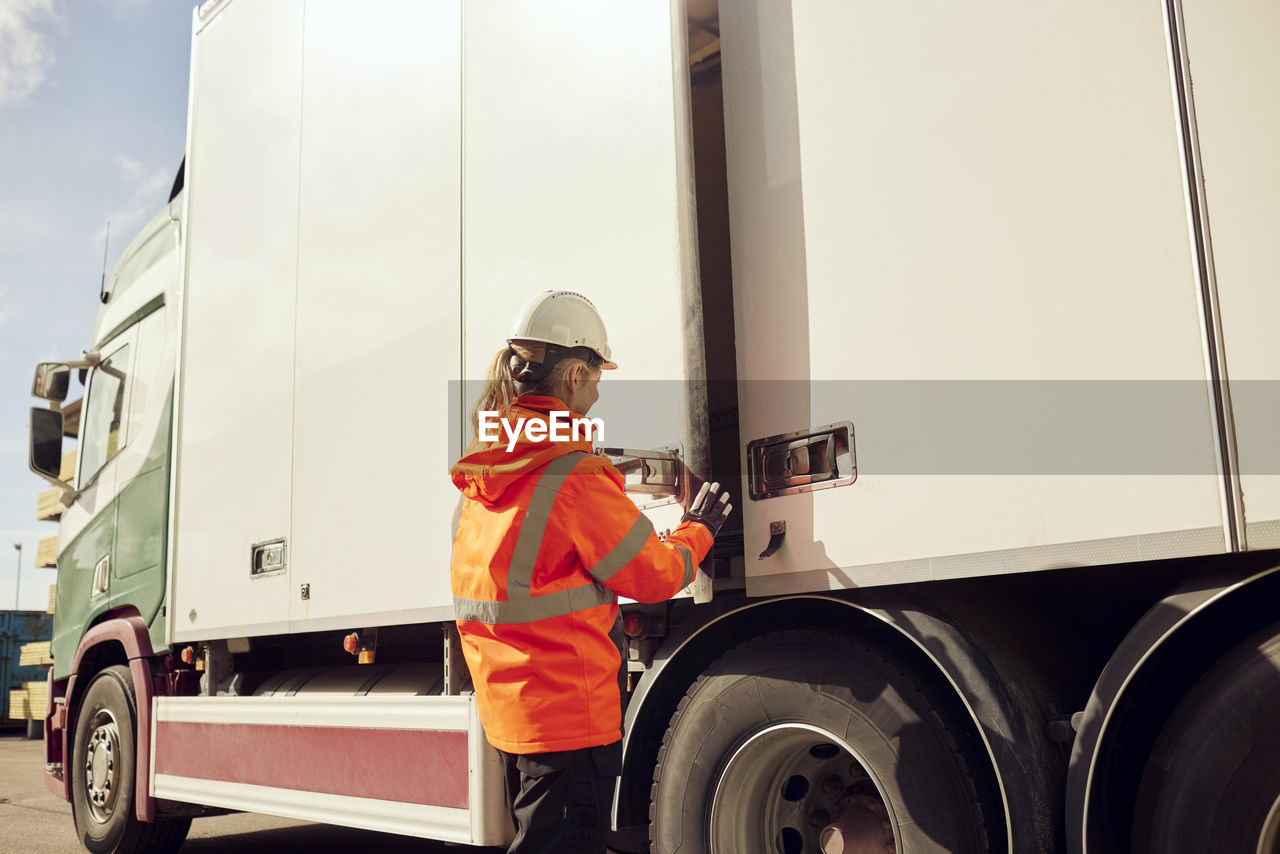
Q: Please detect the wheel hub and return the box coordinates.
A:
[83,711,121,822]
[708,723,897,854]
[819,792,896,854]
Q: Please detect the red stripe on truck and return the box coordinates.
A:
[154,721,470,808]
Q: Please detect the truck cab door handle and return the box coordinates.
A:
[92,555,109,596]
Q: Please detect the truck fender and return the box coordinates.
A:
[619,593,1051,852]
[1066,561,1280,853]
[62,609,158,823]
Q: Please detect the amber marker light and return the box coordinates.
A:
[180,646,195,665]
[343,633,360,654]
[623,612,646,638]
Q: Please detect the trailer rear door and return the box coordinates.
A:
[723,0,1228,593]
[458,1,701,541]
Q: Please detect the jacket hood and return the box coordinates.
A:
[451,395,596,505]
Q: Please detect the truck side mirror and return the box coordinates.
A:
[30,408,74,503]
[33,363,72,402]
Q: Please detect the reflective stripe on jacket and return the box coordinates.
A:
[450,395,713,754]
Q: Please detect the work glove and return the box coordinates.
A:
[680,481,732,538]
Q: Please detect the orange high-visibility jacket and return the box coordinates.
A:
[450,395,714,754]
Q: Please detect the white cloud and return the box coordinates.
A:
[116,154,144,177]
[0,0,56,111]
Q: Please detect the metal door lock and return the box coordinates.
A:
[748,422,856,500]
[251,538,286,577]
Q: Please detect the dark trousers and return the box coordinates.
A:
[498,741,622,854]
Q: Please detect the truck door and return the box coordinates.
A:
[459,2,701,541]
[173,0,304,642]
[722,0,1226,591]
[286,0,462,632]
[56,329,137,651]
[174,0,700,639]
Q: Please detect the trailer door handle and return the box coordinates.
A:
[748,422,856,500]
[596,447,683,500]
[251,539,287,578]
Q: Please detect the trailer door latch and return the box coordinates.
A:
[748,421,855,500]
[596,446,684,504]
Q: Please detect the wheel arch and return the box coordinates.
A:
[1066,560,1280,854]
[65,607,158,823]
[618,593,1042,851]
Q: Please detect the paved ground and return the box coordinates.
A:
[0,731,504,854]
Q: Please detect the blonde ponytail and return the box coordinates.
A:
[469,341,592,433]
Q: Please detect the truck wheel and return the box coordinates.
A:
[1132,622,1280,853]
[650,630,992,853]
[71,665,191,854]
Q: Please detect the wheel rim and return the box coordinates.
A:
[82,709,122,824]
[708,722,898,854]
[1259,791,1280,854]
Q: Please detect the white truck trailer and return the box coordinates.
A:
[27,1,1280,852]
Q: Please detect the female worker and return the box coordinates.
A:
[450,290,731,853]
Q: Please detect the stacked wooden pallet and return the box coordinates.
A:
[8,682,48,721]
[36,449,76,521]
[8,691,30,720]
[34,448,71,561]
[35,536,58,569]
[61,398,82,439]
[11,644,54,720]
[19,641,53,667]
[36,488,63,521]
[59,449,76,481]
[22,435,65,723]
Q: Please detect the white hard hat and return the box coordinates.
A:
[509,290,618,370]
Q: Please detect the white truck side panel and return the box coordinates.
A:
[460,1,694,535]
[174,0,697,639]
[290,1,462,631]
[174,0,304,640]
[722,0,1225,591]
[1181,0,1280,547]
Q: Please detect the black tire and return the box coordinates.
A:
[71,665,191,854]
[649,630,994,854]
[1132,622,1280,853]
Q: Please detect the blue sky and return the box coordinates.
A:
[0,0,192,610]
